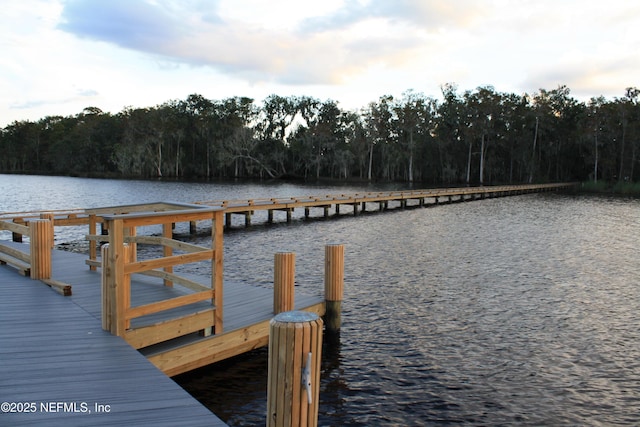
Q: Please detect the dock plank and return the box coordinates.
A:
[0,264,226,427]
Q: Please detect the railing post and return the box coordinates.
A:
[29,219,53,280]
[105,218,130,336]
[212,210,224,334]
[101,244,112,332]
[39,213,55,248]
[101,241,131,335]
[12,217,24,242]
[274,252,295,314]
[267,311,323,427]
[324,244,344,333]
[162,223,172,287]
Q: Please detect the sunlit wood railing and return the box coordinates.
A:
[87,202,224,349]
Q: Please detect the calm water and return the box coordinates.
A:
[2,174,639,426]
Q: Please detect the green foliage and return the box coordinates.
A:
[580,180,609,193]
[1,85,639,184]
[612,181,640,195]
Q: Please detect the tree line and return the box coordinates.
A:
[1,84,638,185]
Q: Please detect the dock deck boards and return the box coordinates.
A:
[0,263,226,426]
[2,239,324,364]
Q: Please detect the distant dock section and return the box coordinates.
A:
[0,183,576,235]
[196,182,576,229]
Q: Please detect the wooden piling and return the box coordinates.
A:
[29,219,53,280]
[274,252,295,314]
[39,213,55,248]
[324,244,344,333]
[101,244,112,331]
[101,243,131,334]
[12,217,24,242]
[267,311,323,427]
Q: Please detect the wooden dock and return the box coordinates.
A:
[0,242,325,377]
[0,260,226,426]
[0,183,576,233]
[0,183,574,424]
[199,183,576,229]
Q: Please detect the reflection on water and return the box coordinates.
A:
[1,175,639,425]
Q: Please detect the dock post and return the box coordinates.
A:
[305,207,310,219]
[12,218,24,242]
[268,209,274,223]
[225,212,232,229]
[267,311,323,427]
[39,213,55,248]
[100,221,109,236]
[29,219,52,280]
[286,208,293,223]
[189,220,197,235]
[324,244,344,333]
[101,243,131,334]
[274,252,295,314]
[101,244,112,331]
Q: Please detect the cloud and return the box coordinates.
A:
[299,0,486,33]
[10,88,100,112]
[58,0,189,49]
[55,0,456,87]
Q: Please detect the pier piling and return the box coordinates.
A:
[274,252,296,314]
[324,244,344,333]
[267,311,323,427]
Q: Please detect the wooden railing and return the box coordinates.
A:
[90,202,224,349]
[0,215,73,295]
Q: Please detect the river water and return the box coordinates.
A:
[1,174,639,426]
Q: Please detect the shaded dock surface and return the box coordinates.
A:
[0,262,226,426]
[1,240,324,375]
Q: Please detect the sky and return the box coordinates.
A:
[2,0,639,127]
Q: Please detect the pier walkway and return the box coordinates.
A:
[0,262,226,426]
[0,242,325,377]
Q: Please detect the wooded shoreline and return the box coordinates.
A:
[2,85,638,186]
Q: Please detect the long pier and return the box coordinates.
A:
[0,183,574,425]
[199,183,575,229]
[0,183,575,235]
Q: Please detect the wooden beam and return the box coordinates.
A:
[125,309,215,349]
[124,250,214,275]
[148,302,325,377]
[41,278,72,296]
[125,290,214,320]
[138,269,211,293]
